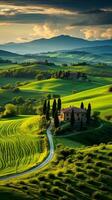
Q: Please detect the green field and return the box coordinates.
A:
[62,84,112,119]
[21,78,102,96]
[20,78,112,120]
[0,115,48,177]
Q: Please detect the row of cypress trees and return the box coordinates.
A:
[43,99,91,128]
[43,98,61,127]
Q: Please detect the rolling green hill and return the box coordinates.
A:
[0,115,48,177]
[21,78,102,96]
[62,85,112,119]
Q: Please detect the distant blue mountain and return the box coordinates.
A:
[0,35,112,55]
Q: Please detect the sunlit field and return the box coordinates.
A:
[0,115,48,177]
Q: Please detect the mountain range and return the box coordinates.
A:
[0,35,112,55]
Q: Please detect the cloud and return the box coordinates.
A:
[0,4,76,16]
[0,1,112,26]
[0,22,11,26]
[101,28,112,39]
[81,26,112,39]
[16,37,30,42]
[0,0,112,12]
[30,24,59,39]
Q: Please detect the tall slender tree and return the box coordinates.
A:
[46,100,50,121]
[70,109,75,126]
[80,102,84,109]
[80,117,83,130]
[86,103,91,123]
[46,109,50,121]
[52,99,57,118]
[58,98,61,112]
[43,100,47,115]
[54,110,59,128]
[47,100,50,113]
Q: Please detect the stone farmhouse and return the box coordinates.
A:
[59,107,87,125]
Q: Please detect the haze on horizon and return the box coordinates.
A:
[0,0,112,44]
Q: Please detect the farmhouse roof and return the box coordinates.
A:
[61,107,86,113]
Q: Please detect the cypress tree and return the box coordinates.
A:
[52,99,57,118]
[54,110,59,128]
[46,109,50,121]
[47,100,50,112]
[87,103,91,123]
[43,100,47,115]
[70,109,75,126]
[58,98,61,112]
[80,117,83,130]
[80,102,84,109]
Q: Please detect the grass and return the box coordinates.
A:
[54,121,112,148]
[0,77,32,86]
[0,78,111,119]
[0,144,112,200]
[62,84,112,119]
[0,115,48,177]
[0,63,20,70]
[20,78,105,96]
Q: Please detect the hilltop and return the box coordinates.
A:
[0,35,112,54]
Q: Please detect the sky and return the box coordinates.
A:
[0,0,112,44]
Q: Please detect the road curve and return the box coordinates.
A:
[0,125,54,181]
[55,122,104,138]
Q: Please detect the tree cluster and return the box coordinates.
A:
[53,70,87,80]
[42,98,62,128]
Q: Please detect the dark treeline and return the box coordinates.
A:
[53,70,87,80]
[0,64,87,81]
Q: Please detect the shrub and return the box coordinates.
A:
[38,175,46,181]
[99,168,107,174]
[53,179,61,186]
[47,173,56,179]
[108,86,112,92]
[95,161,104,167]
[12,87,20,93]
[66,185,74,192]
[87,169,97,177]
[57,171,63,177]
[29,179,39,184]
[39,189,46,196]
[63,177,71,184]
[75,172,85,179]
[3,104,17,117]
[76,182,86,190]
[108,152,112,156]
[51,186,60,194]
[92,191,103,200]
[22,186,28,190]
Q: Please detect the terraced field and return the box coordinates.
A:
[0,116,48,177]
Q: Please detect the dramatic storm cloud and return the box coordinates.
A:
[0,0,112,43]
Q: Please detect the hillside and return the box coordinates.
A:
[0,115,48,177]
[1,144,112,200]
[0,35,112,54]
[39,50,112,65]
[75,45,112,55]
[20,79,112,119]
